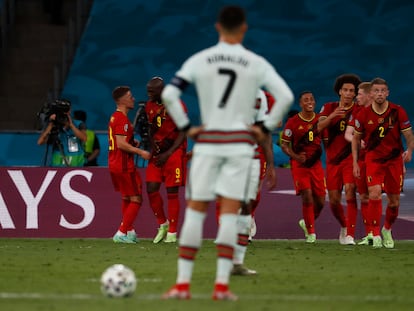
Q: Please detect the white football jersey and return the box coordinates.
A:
[162,41,293,155]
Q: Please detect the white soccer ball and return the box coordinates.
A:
[100,264,137,298]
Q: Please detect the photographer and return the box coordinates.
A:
[37,100,87,167]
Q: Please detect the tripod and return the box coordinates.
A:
[43,128,70,167]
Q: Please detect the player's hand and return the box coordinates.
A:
[353,162,360,179]
[296,152,306,163]
[332,106,346,118]
[403,150,412,163]
[361,139,366,149]
[155,152,170,167]
[139,149,151,160]
[187,126,204,140]
[265,166,277,190]
[249,124,268,145]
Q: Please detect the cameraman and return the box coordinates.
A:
[37,101,87,167]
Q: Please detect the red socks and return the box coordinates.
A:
[302,202,315,234]
[330,203,347,228]
[148,191,166,225]
[384,205,399,230]
[346,199,357,237]
[167,192,180,233]
[369,199,382,236]
[119,201,140,233]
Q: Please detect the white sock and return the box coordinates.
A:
[176,208,206,284]
[233,214,252,265]
[215,213,238,285]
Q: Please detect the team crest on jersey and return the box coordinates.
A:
[124,124,129,132]
[284,129,292,137]
[378,118,384,124]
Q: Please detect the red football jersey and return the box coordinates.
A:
[348,104,367,160]
[354,102,411,162]
[145,100,188,154]
[319,101,356,165]
[108,111,136,173]
[281,112,322,168]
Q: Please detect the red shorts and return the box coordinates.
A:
[146,148,187,187]
[326,156,355,191]
[355,160,368,195]
[291,160,326,196]
[110,169,142,196]
[366,156,403,194]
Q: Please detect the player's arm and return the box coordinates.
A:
[259,125,277,190]
[262,66,294,132]
[166,131,187,156]
[280,140,305,163]
[162,101,189,156]
[317,115,330,133]
[402,128,414,163]
[317,106,346,133]
[344,125,354,143]
[115,135,150,160]
[155,130,187,167]
[351,130,362,178]
[162,77,191,132]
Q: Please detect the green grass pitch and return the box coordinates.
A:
[1,238,414,311]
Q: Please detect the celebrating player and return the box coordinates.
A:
[145,77,188,244]
[108,86,151,243]
[344,82,373,244]
[281,91,326,243]
[352,77,414,248]
[318,74,361,245]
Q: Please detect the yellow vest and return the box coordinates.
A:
[84,129,95,154]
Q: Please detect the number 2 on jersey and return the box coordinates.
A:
[218,68,236,108]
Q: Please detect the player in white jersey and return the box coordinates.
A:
[161,5,293,301]
[231,89,276,276]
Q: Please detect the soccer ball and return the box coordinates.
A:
[100,264,137,298]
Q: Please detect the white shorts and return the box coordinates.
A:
[186,153,252,202]
[247,158,261,201]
